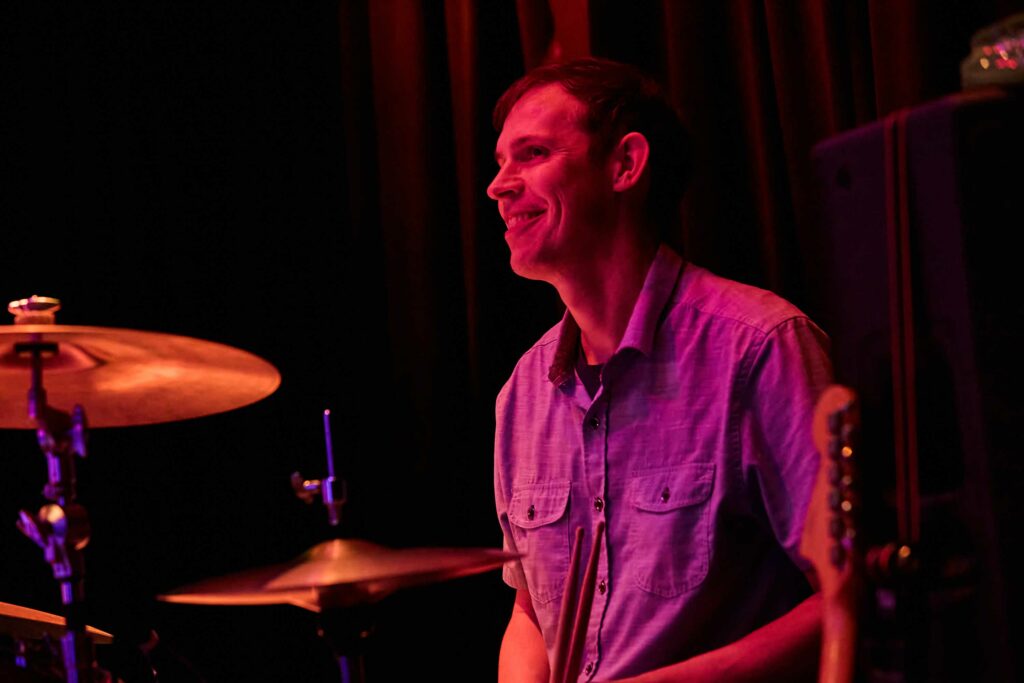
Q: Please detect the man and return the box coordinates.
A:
[488,58,832,682]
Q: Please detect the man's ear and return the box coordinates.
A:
[610,132,650,193]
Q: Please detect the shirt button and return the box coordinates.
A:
[589,416,600,429]
[584,662,594,675]
[660,487,671,503]
[527,504,535,521]
[593,497,604,512]
[598,579,607,595]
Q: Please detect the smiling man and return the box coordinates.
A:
[488,58,833,682]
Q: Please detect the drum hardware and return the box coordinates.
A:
[292,408,359,682]
[291,409,347,529]
[160,408,520,682]
[2,294,283,682]
[8,296,100,683]
[1,600,115,682]
[159,539,520,682]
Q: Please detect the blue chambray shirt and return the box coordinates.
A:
[494,244,832,680]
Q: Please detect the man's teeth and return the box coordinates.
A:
[507,211,543,228]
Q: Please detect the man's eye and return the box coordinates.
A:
[527,146,547,159]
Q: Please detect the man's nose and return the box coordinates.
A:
[487,165,520,201]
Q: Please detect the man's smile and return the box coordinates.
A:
[504,209,546,230]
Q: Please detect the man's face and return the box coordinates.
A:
[487,83,614,282]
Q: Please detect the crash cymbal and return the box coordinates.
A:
[0,601,113,645]
[158,539,520,611]
[0,324,281,428]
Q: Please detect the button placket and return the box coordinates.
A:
[579,386,609,680]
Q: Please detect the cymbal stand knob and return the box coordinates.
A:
[291,472,322,504]
[290,474,348,527]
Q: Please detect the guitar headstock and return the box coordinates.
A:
[801,384,861,599]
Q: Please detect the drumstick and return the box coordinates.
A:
[562,521,605,683]
[549,527,586,683]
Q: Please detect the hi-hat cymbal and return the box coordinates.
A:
[0,601,113,645]
[158,539,520,612]
[0,325,281,428]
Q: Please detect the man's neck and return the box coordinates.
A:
[556,235,658,365]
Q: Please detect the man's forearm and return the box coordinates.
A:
[499,589,550,683]
[612,593,822,683]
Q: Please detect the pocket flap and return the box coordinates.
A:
[629,464,714,512]
[508,481,571,528]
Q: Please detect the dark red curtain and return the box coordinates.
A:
[334,0,1024,457]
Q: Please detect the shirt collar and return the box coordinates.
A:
[547,310,579,387]
[618,243,685,355]
[547,244,685,386]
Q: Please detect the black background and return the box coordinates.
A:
[1,3,518,680]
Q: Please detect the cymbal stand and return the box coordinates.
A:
[292,409,367,683]
[291,409,347,530]
[14,337,97,683]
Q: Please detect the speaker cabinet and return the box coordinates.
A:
[811,88,1024,682]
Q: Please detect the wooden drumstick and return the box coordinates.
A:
[549,527,585,683]
[562,521,605,683]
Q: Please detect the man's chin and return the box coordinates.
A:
[508,252,551,283]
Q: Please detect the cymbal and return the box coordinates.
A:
[158,539,520,611]
[0,601,113,645]
[0,324,281,428]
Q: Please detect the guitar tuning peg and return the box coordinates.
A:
[829,544,846,569]
[841,422,856,442]
[827,410,843,434]
[829,515,846,539]
[828,436,843,461]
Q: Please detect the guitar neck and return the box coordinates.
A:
[820,598,858,683]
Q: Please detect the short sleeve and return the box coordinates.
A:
[495,390,528,591]
[740,316,833,571]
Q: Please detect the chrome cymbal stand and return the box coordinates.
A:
[9,296,99,683]
[293,409,368,683]
[291,409,347,530]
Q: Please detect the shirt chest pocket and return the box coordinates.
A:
[508,481,571,605]
[626,464,715,597]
